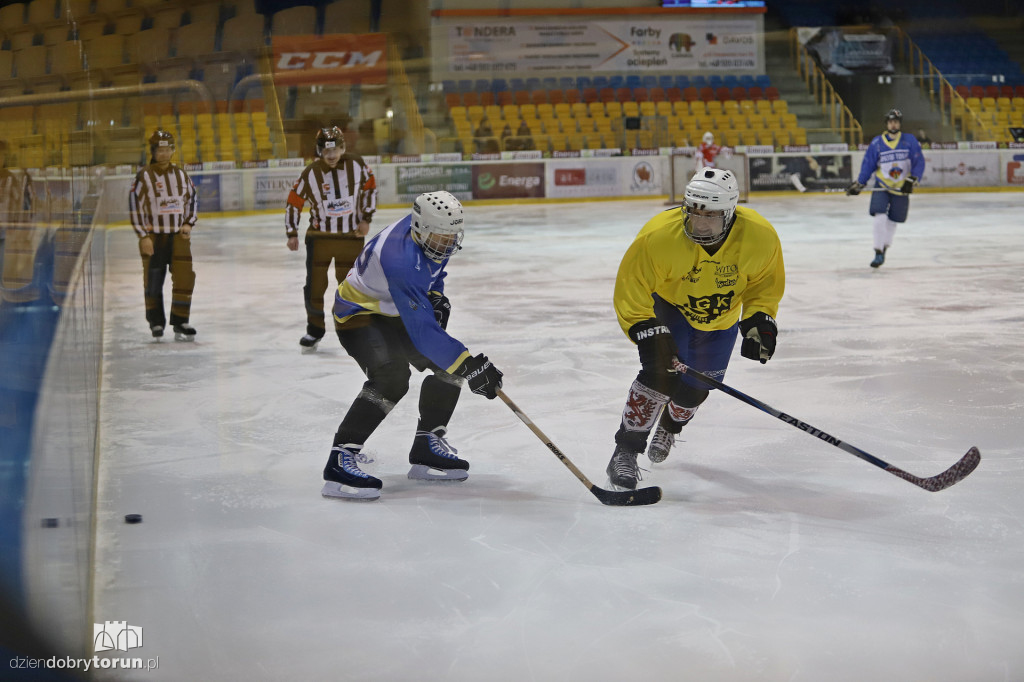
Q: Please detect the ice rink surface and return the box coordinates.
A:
[94,192,1023,681]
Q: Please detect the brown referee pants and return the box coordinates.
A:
[141,232,194,329]
[304,230,364,338]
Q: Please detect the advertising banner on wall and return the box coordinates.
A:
[254,171,301,210]
[472,163,545,199]
[748,154,853,192]
[626,157,663,194]
[923,151,1000,188]
[395,164,473,202]
[441,18,761,77]
[192,174,222,213]
[547,160,620,198]
[1002,150,1024,187]
[271,33,388,86]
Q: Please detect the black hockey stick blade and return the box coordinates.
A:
[885,446,981,492]
[590,483,662,506]
[497,389,662,506]
[670,359,981,492]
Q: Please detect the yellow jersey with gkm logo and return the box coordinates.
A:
[129,164,197,236]
[285,155,377,236]
[615,205,785,334]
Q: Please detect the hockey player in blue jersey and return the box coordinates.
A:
[320,191,504,501]
[846,108,925,268]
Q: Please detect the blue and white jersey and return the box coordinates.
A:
[333,215,470,373]
[857,131,925,192]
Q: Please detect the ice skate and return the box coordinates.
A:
[322,445,382,501]
[606,445,642,491]
[150,325,164,340]
[407,427,469,481]
[173,323,196,341]
[647,424,676,464]
[299,334,321,354]
[870,247,887,268]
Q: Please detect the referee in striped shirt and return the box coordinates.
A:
[129,129,198,341]
[286,126,377,352]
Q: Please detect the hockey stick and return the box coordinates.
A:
[670,359,980,492]
[497,389,662,506]
[789,174,899,194]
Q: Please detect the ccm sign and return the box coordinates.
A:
[276,51,382,70]
[272,34,387,85]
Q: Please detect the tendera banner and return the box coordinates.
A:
[271,34,388,86]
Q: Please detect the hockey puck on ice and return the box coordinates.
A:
[42,518,59,528]
[124,514,143,524]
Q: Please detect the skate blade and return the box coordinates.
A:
[321,481,380,501]
[300,344,319,354]
[174,334,196,342]
[407,464,468,482]
[606,478,638,493]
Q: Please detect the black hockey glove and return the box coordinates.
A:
[845,181,864,196]
[628,319,676,372]
[900,176,918,194]
[455,353,503,399]
[738,312,777,364]
[427,291,450,329]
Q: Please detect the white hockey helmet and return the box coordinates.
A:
[702,131,714,145]
[682,167,740,246]
[411,191,465,261]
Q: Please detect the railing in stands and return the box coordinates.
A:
[790,28,864,147]
[230,50,289,160]
[387,39,430,154]
[891,27,993,142]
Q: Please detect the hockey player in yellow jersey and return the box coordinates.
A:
[606,167,785,490]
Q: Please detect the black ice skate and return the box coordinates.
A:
[606,445,642,491]
[173,323,197,341]
[150,325,164,340]
[322,445,382,501]
[408,427,469,481]
[647,424,676,464]
[299,334,321,354]
[870,247,887,268]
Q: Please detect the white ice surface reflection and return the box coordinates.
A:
[94,193,1024,681]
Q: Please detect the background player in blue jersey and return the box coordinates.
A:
[846,109,926,268]
[320,191,504,501]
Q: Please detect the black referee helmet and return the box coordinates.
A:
[315,126,346,157]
